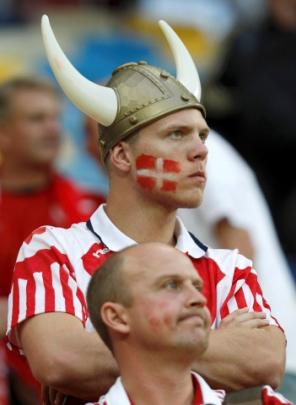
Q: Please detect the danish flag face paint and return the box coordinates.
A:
[136,154,181,192]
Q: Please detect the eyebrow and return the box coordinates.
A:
[156,273,203,287]
[160,124,210,135]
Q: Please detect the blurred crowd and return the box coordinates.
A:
[0,0,295,404]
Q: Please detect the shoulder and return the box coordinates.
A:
[206,247,252,267]
[17,222,90,261]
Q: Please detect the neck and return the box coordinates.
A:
[118,349,194,405]
[0,161,51,191]
[106,184,177,245]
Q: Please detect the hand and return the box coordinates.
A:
[42,385,68,405]
[220,307,270,329]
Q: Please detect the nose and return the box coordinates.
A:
[47,116,61,137]
[188,134,208,162]
[186,283,207,308]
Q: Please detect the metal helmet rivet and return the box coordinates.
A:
[129,115,138,125]
[160,71,169,79]
[181,94,190,102]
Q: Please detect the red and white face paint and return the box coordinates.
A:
[136,154,181,192]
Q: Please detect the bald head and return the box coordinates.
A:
[88,243,205,347]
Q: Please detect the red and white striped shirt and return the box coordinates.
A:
[7,204,280,350]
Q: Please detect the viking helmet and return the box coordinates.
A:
[41,15,205,160]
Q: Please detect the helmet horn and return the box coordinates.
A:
[158,20,201,101]
[41,14,118,126]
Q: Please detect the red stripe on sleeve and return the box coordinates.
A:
[26,278,36,318]
[220,267,252,319]
[60,265,75,315]
[43,262,55,312]
[235,287,247,309]
[11,280,20,328]
[76,288,88,325]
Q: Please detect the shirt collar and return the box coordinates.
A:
[104,374,224,405]
[192,372,225,404]
[89,204,206,259]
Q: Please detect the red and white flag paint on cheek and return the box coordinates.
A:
[136,154,181,192]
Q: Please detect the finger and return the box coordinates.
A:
[237,318,270,329]
[220,311,267,328]
[235,307,250,313]
[232,311,267,323]
[220,308,248,325]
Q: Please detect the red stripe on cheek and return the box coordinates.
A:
[161,180,177,192]
[163,159,181,173]
[137,176,156,190]
[136,154,156,170]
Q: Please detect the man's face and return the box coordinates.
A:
[124,248,211,357]
[127,108,209,209]
[1,89,61,167]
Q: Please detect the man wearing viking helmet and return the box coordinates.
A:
[6,16,285,404]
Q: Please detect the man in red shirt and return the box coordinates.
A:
[0,76,105,404]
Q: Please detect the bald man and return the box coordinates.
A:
[86,243,292,405]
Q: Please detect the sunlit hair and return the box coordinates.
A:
[86,250,133,352]
[0,76,59,120]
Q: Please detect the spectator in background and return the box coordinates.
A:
[178,130,296,403]
[0,76,105,405]
[208,0,296,260]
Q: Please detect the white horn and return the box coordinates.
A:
[158,20,201,101]
[41,15,117,126]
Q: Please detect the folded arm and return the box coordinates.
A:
[19,312,119,400]
[193,310,286,391]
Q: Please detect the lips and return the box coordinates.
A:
[178,311,206,325]
[187,170,206,185]
[188,170,205,179]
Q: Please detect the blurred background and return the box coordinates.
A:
[0,0,295,292]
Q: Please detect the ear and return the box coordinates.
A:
[109,142,133,172]
[101,302,130,335]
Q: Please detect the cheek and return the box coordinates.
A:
[142,299,175,332]
[135,154,181,192]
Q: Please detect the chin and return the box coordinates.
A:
[177,192,204,209]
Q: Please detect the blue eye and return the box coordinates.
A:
[170,130,183,140]
[164,280,179,289]
[199,132,208,144]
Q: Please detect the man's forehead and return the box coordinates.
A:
[125,249,198,282]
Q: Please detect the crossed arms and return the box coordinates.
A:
[18,308,285,402]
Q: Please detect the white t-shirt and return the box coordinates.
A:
[178,131,296,373]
